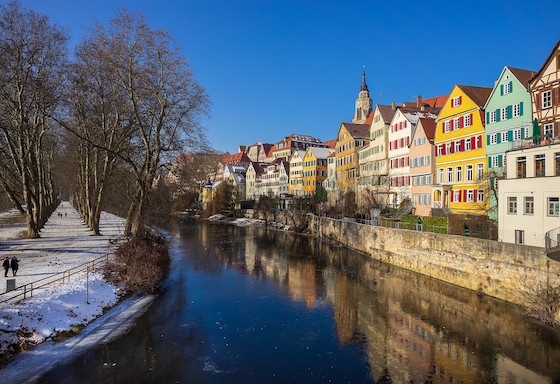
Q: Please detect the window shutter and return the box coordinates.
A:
[496,109,501,122]
[521,127,525,139]
[470,113,474,126]
[487,135,490,145]
[400,157,404,167]
[474,190,477,202]
[496,133,501,144]
[486,111,490,123]
[463,190,467,202]
[536,93,541,109]
[500,84,504,96]
[460,139,465,151]
[507,130,513,141]
[405,121,407,128]
[509,81,513,93]
[507,105,512,119]
[471,137,475,149]
[460,116,464,128]
[442,122,445,133]
[458,191,462,202]
[450,142,455,154]
[488,157,492,168]
[407,136,410,146]
[451,191,454,202]
[520,101,523,116]
[442,144,446,155]
[498,154,503,167]
[478,135,482,148]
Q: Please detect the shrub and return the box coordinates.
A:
[400,214,419,230]
[520,279,560,326]
[106,230,170,293]
[422,216,447,234]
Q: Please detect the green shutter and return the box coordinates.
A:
[488,157,492,168]
[507,130,513,141]
[496,109,501,122]
[520,101,523,116]
[497,133,501,144]
[521,127,525,139]
[498,155,503,167]
[500,84,504,96]
[507,105,512,119]
[486,111,490,123]
[509,81,513,93]
[487,135,490,145]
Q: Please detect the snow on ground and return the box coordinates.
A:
[230,217,292,231]
[0,202,126,360]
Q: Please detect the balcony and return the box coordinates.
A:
[545,227,560,262]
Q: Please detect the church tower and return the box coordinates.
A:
[352,67,373,124]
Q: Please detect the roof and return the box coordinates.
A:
[529,38,560,85]
[456,85,492,107]
[307,147,335,159]
[364,111,374,125]
[419,95,448,108]
[508,67,536,89]
[416,117,437,142]
[290,150,306,162]
[323,139,337,148]
[230,173,246,185]
[221,152,250,165]
[340,122,370,139]
[376,105,396,124]
[248,161,265,176]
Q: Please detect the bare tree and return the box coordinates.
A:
[0,1,68,237]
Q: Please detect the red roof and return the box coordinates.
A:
[221,152,250,165]
[364,111,374,125]
[323,139,337,148]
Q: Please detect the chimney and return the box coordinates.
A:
[421,105,425,111]
[417,95,422,108]
[392,101,396,110]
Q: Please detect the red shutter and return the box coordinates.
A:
[458,190,462,202]
[407,156,409,166]
[401,176,405,186]
[459,116,464,128]
[460,139,465,152]
[407,136,410,146]
[477,135,482,148]
[442,122,445,133]
[471,137,475,149]
[390,142,392,150]
[405,121,407,128]
[401,157,404,167]
[400,122,403,130]
[401,138,404,147]
[463,190,467,202]
[407,176,411,186]
[458,96,462,105]
[474,190,477,202]
[442,144,446,155]
[469,113,474,126]
[450,142,454,154]
[451,191,454,202]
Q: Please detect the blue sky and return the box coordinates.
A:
[15,0,560,154]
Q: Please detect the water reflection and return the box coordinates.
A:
[196,220,560,383]
[35,218,560,384]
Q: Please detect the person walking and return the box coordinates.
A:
[10,257,19,277]
[3,257,9,277]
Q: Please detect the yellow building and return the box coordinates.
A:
[289,150,306,197]
[433,85,492,214]
[335,122,370,194]
[302,147,334,197]
[201,180,226,209]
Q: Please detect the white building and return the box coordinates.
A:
[498,141,560,247]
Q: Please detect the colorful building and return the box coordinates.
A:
[302,147,334,197]
[289,150,306,197]
[335,122,370,194]
[432,85,492,215]
[409,118,437,216]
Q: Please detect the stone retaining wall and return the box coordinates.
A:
[308,215,560,305]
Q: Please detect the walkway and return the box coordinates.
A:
[0,202,124,294]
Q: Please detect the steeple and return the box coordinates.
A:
[360,66,368,92]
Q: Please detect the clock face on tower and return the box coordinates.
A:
[358,101,362,107]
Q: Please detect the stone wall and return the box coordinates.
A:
[308,215,560,305]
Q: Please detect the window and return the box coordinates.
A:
[466,165,474,181]
[504,82,511,94]
[508,197,517,214]
[535,154,545,177]
[549,197,559,216]
[556,152,560,176]
[437,145,443,156]
[489,110,496,124]
[489,134,497,145]
[543,90,552,109]
[513,129,522,141]
[524,197,534,215]
[446,167,453,183]
[452,96,461,107]
[444,121,451,133]
[454,118,460,130]
[439,168,444,184]
[517,156,526,178]
[544,123,554,137]
[466,139,472,151]
[476,164,484,180]
[464,114,471,127]
[477,189,485,202]
[456,166,463,182]
[467,190,474,203]
[501,107,507,121]
[515,230,524,245]
[455,141,461,153]
[491,156,499,168]
[446,142,452,154]
[513,103,521,118]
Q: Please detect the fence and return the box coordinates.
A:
[545,227,560,253]
[352,215,448,234]
[0,254,111,304]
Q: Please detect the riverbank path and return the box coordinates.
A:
[0,202,125,297]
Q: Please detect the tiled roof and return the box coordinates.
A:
[417,117,437,141]
[341,122,370,139]
[364,111,374,125]
[419,95,449,108]
[507,67,536,90]
[456,85,492,107]
[323,139,337,148]
[529,38,560,85]
[377,105,396,124]
[221,152,250,165]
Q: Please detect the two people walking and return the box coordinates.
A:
[3,256,19,277]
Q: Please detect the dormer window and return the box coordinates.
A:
[452,96,462,107]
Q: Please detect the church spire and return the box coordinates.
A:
[360,65,368,92]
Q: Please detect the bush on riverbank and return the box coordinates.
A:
[521,280,560,326]
[105,230,170,293]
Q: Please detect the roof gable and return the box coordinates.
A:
[484,66,535,109]
[529,38,560,85]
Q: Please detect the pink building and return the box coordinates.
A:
[409,117,437,216]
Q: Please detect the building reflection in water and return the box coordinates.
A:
[193,220,558,383]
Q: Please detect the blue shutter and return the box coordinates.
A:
[507,130,513,141]
[486,111,490,123]
[496,109,501,122]
[498,155,503,167]
[520,101,523,116]
[507,105,512,119]
[521,127,525,139]
[487,135,490,145]
[497,133,502,144]
[488,157,492,168]
[509,81,513,93]
[500,84,504,96]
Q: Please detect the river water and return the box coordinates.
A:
[37,218,560,383]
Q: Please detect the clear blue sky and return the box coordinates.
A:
[15,0,560,154]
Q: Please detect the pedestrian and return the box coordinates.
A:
[11,257,19,276]
[3,257,9,277]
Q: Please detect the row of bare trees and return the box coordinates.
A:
[0,2,211,238]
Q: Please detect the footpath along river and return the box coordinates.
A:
[37,217,560,383]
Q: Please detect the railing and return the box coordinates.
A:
[0,254,110,304]
[343,215,447,234]
[545,227,560,254]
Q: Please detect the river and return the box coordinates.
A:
[37,218,560,383]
